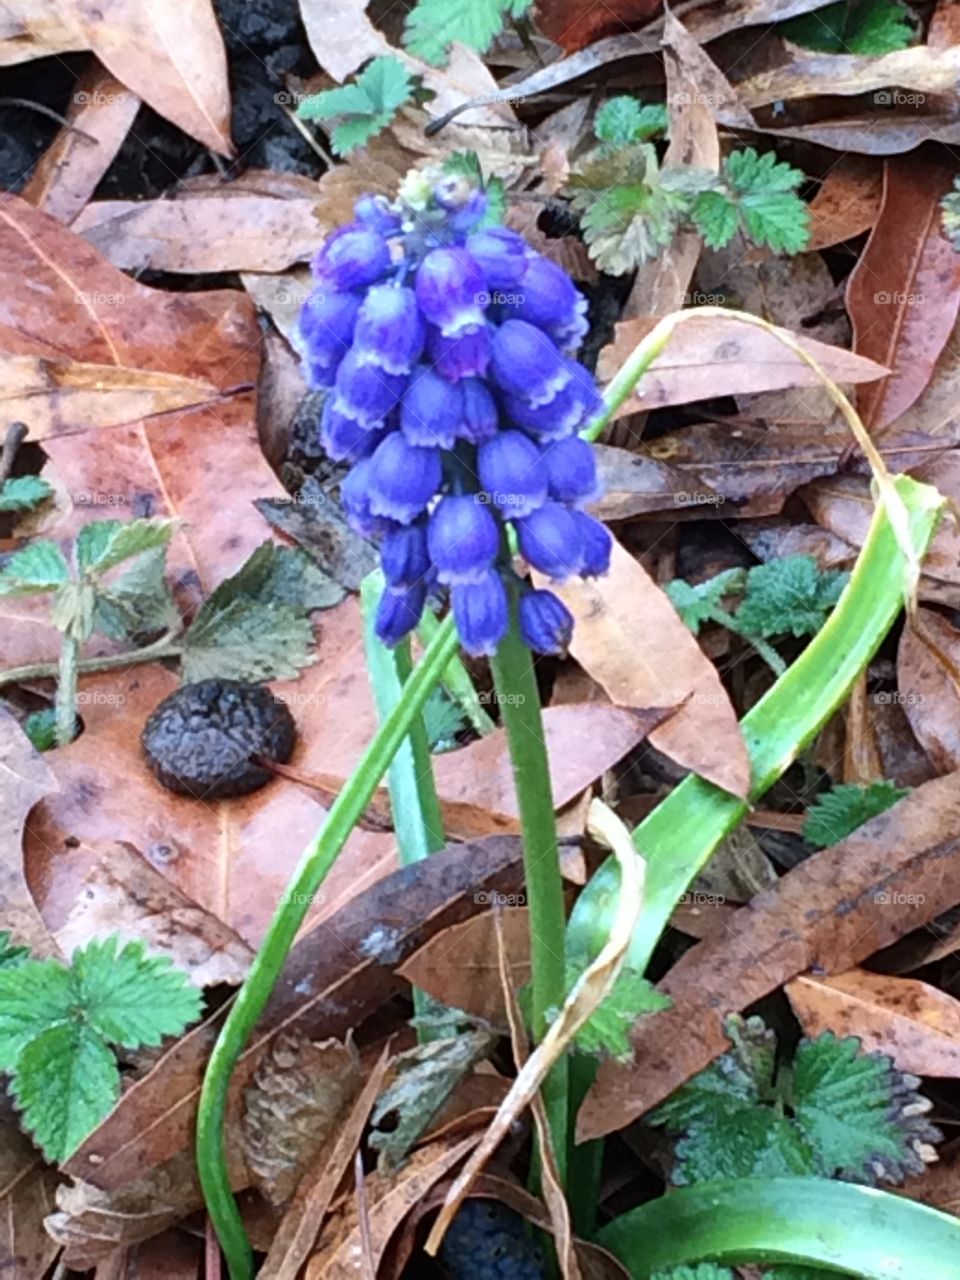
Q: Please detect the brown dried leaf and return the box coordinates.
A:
[807,156,883,252]
[787,969,960,1076]
[0,706,58,958]
[897,608,960,773]
[22,67,140,224]
[62,837,525,1190]
[846,156,960,433]
[58,0,232,155]
[0,0,83,63]
[73,195,326,273]
[541,538,750,798]
[54,841,253,986]
[597,313,887,422]
[578,770,960,1140]
[738,41,960,108]
[0,1107,61,1280]
[398,907,532,1026]
[243,1033,363,1207]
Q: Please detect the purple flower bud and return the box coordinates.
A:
[320,399,386,463]
[341,459,393,536]
[400,365,464,449]
[477,429,547,518]
[426,324,491,380]
[375,582,427,647]
[352,285,424,374]
[466,227,529,289]
[367,433,443,525]
[354,194,402,236]
[491,319,572,406]
[294,288,361,387]
[313,225,391,291]
[519,589,574,655]
[542,435,600,506]
[333,349,406,427]
[381,521,430,589]
[573,511,612,576]
[452,570,509,657]
[515,502,583,580]
[501,256,589,351]
[416,248,486,336]
[460,378,499,444]
[434,176,488,234]
[427,494,500,584]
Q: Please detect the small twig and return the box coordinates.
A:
[281,105,336,168]
[354,1149,376,1280]
[0,98,98,143]
[0,421,28,487]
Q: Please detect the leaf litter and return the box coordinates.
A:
[2,0,960,1273]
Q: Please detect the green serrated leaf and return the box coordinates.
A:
[781,0,917,55]
[734,555,848,640]
[803,780,908,848]
[691,189,740,250]
[22,709,58,752]
[722,148,810,255]
[654,1267,736,1280]
[666,569,746,635]
[12,1020,119,1161]
[0,540,69,596]
[93,543,178,641]
[299,56,413,155]
[790,1033,937,1184]
[404,0,530,65]
[573,964,670,1061]
[69,936,201,1049]
[422,688,468,752]
[0,931,30,970]
[0,959,75,1070]
[942,178,960,252]
[370,1030,495,1172]
[0,475,53,513]
[654,1016,777,1132]
[76,518,176,575]
[673,1107,814,1184]
[595,97,669,145]
[51,579,97,644]
[181,597,315,683]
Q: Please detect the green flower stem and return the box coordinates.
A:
[489,608,569,1184]
[595,1177,960,1278]
[418,605,496,735]
[0,629,182,690]
[197,614,460,1280]
[54,635,79,746]
[581,314,678,444]
[567,474,945,977]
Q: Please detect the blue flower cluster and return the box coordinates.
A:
[439,1198,545,1280]
[294,170,611,657]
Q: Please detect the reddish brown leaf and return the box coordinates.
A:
[542,538,750,798]
[62,836,525,1189]
[787,969,960,1076]
[897,608,960,773]
[58,0,233,155]
[846,156,960,433]
[578,771,960,1140]
[533,0,663,52]
[807,156,883,252]
[0,707,58,958]
[597,313,887,422]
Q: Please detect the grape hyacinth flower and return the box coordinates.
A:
[295,166,611,657]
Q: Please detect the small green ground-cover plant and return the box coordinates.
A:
[0,935,200,1161]
[779,0,918,55]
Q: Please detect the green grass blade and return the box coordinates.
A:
[595,1177,960,1278]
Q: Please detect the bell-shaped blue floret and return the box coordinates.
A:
[477,430,547,519]
[427,495,500,585]
[400,365,464,449]
[573,511,612,577]
[465,227,529,289]
[332,349,406,427]
[426,324,491,381]
[354,194,402,236]
[460,378,499,444]
[519,589,574,655]
[367,433,442,525]
[320,400,386,463]
[351,284,424,374]
[501,255,588,350]
[375,581,427,647]
[515,501,583,580]
[452,571,509,657]
[313,225,391,291]
[340,459,394,537]
[294,288,361,388]
[380,521,430,590]
[542,434,600,506]
[490,319,572,406]
[416,248,487,336]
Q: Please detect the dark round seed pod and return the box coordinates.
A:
[141,679,295,798]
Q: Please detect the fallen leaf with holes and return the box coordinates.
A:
[897,608,960,773]
[846,155,960,433]
[540,538,750,798]
[54,841,253,986]
[787,969,960,1077]
[578,770,960,1140]
[0,707,58,958]
[62,837,525,1190]
[597,313,887,421]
